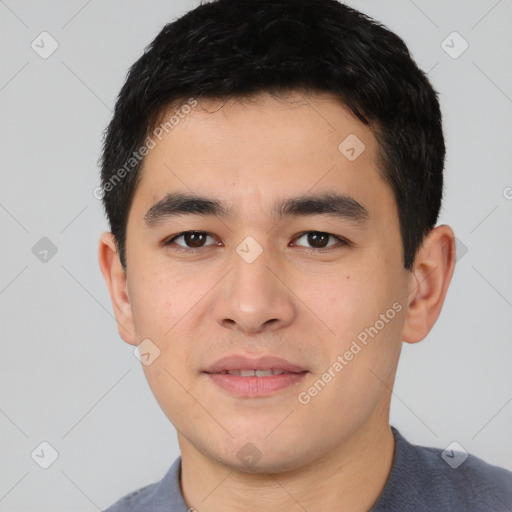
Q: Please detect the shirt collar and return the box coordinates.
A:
[152,456,188,511]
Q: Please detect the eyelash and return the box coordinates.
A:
[162,230,350,254]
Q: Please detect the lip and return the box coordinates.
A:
[203,355,308,398]
[204,355,308,374]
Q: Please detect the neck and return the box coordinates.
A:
[179,420,395,512]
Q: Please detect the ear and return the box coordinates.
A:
[402,224,456,344]
[98,232,137,345]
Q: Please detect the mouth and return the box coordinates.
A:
[217,369,289,376]
[203,355,308,397]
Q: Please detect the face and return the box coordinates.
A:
[120,92,414,472]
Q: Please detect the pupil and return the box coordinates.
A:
[308,232,328,248]
[186,232,205,247]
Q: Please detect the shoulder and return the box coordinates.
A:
[102,482,158,512]
[416,442,512,510]
[102,457,183,512]
[414,446,512,511]
[373,428,512,511]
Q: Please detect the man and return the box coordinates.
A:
[98,0,512,510]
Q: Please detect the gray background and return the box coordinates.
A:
[0,0,511,510]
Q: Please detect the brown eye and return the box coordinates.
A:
[306,232,329,248]
[183,232,208,247]
[166,231,217,249]
[294,231,347,250]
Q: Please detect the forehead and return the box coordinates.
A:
[132,92,393,222]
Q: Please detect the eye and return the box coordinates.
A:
[164,231,219,251]
[162,230,349,254]
[293,231,348,250]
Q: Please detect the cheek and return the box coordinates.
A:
[128,265,190,339]
[296,261,407,387]
[298,270,393,342]
[128,266,211,376]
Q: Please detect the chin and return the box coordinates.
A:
[206,435,313,475]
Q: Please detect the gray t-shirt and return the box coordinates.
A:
[103,427,512,511]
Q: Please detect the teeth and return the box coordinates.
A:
[225,369,286,377]
[255,369,273,377]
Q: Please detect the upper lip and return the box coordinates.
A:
[204,355,308,374]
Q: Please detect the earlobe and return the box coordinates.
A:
[402,225,456,344]
[98,232,137,345]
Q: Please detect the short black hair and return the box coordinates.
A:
[100,0,444,270]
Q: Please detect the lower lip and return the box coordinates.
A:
[206,372,307,397]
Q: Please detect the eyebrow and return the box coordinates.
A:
[144,191,369,226]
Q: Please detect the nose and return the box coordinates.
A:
[213,242,296,334]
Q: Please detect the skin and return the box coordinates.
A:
[99,92,456,511]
